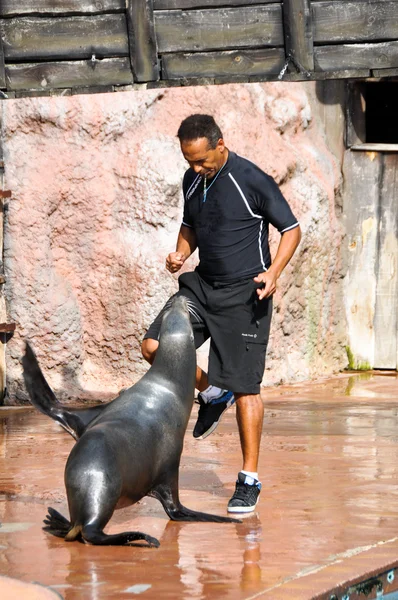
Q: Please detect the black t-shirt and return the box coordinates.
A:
[182,151,299,284]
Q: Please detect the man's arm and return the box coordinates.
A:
[166,225,198,273]
[254,226,301,300]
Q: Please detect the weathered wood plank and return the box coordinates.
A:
[277,68,369,81]
[0,15,129,62]
[311,68,369,79]
[154,5,284,53]
[312,0,395,2]
[314,41,398,71]
[126,0,159,82]
[373,67,398,77]
[162,48,285,78]
[0,1,125,17]
[346,81,366,147]
[154,0,278,8]
[343,150,381,369]
[15,89,72,97]
[283,0,314,71]
[0,34,5,88]
[351,143,398,151]
[313,1,398,44]
[374,153,398,368]
[71,85,114,94]
[315,80,346,163]
[5,58,133,91]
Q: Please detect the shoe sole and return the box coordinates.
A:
[227,498,259,513]
[194,404,231,440]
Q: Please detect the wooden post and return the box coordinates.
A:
[0,108,5,403]
[374,153,398,370]
[126,0,159,82]
[0,32,6,89]
[282,0,314,72]
[346,81,366,147]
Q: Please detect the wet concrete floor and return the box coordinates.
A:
[1,371,398,599]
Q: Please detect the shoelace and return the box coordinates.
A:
[232,481,259,502]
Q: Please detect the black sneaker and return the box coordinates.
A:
[193,390,235,439]
[227,472,261,513]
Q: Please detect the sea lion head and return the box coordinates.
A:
[158,296,194,345]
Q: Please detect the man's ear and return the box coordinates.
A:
[217,138,226,153]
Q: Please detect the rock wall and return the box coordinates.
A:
[1,82,347,403]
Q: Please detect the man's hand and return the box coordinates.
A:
[166,252,185,273]
[253,271,277,300]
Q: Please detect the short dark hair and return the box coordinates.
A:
[177,114,223,149]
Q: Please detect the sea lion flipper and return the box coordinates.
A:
[168,504,241,524]
[22,342,86,439]
[80,524,160,547]
[152,484,241,524]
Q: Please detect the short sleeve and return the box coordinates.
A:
[250,170,299,233]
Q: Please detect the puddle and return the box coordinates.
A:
[123,584,152,594]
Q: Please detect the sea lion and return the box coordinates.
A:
[22,296,239,547]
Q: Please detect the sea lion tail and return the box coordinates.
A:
[43,507,82,541]
[22,342,85,440]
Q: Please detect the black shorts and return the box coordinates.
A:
[144,271,273,395]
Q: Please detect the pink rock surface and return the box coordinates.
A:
[2,82,346,403]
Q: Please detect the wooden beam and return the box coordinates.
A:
[154,0,277,8]
[1,15,129,62]
[282,0,314,72]
[265,68,369,80]
[126,0,159,82]
[312,0,397,2]
[311,68,370,79]
[71,85,114,95]
[155,5,284,53]
[351,143,398,151]
[6,58,133,91]
[0,1,125,17]
[313,1,398,44]
[315,41,398,71]
[162,48,285,79]
[372,67,398,78]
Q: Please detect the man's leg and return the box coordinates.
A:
[227,393,264,513]
[235,393,264,473]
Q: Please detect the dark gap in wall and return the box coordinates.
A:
[366,82,398,144]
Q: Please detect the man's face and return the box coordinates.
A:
[180,137,226,178]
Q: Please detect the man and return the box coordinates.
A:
[142,114,301,513]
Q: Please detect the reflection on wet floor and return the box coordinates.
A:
[1,372,398,599]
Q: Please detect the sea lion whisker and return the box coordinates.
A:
[186,299,202,323]
[187,306,201,323]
